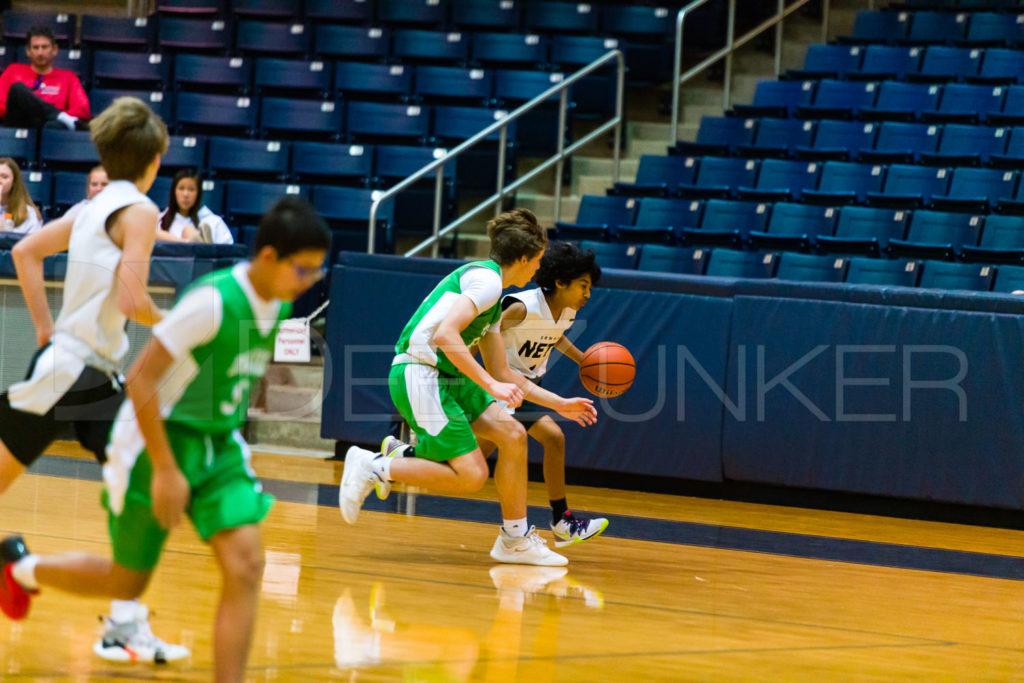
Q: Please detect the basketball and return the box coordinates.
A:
[579,342,635,398]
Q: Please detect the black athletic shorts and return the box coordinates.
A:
[0,345,125,467]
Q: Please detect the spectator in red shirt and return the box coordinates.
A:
[0,25,90,131]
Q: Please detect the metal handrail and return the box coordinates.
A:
[367,49,626,256]
[669,0,831,145]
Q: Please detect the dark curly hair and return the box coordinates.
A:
[534,241,601,294]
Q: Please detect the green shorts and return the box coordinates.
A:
[103,422,274,572]
[388,362,494,462]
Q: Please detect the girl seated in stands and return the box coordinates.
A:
[0,158,42,234]
[157,169,233,244]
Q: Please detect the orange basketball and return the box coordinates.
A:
[579,342,635,398]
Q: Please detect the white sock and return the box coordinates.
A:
[110,598,140,624]
[56,111,77,130]
[11,555,38,590]
[503,518,528,536]
[372,455,392,482]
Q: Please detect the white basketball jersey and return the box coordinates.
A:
[53,180,157,369]
[502,287,575,379]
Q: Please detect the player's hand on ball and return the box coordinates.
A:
[152,465,190,530]
[558,397,597,427]
[490,380,524,408]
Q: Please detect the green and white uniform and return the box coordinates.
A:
[389,260,503,461]
[103,263,290,571]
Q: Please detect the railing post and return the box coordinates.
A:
[774,0,785,78]
[822,0,831,45]
[723,0,737,113]
[553,88,568,226]
[367,201,379,255]
[670,8,686,146]
[495,124,507,218]
[432,164,444,258]
[613,54,624,184]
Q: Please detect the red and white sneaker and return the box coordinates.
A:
[0,535,37,620]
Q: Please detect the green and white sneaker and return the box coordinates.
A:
[550,512,609,548]
[376,436,408,500]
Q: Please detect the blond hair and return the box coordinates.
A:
[89,97,169,181]
[0,158,37,227]
[487,208,547,265]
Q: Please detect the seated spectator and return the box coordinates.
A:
[62,164,108,221]
[157,169,233,244]
[0,157,41,234]
[0,26,90,131]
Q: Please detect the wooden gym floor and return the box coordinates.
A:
[1,442,1024,681]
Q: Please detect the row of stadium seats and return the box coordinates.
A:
[557,197,1024,264]
[575,240,1024,293]
[788,44,1024,82]
[847,8,1024,45]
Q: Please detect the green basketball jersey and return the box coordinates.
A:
[393,260,502,377]
[165,268,292,434]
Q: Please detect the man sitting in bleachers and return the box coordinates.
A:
[0,25,90,131]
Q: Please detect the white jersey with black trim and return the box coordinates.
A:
[53,180,157,370]
[502,287,575,380]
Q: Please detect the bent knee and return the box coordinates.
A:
[223,550,265,588]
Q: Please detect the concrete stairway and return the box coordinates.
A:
[245,358,335,454]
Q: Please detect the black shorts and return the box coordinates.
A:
[0,346,124,467]
[511,377,549,431]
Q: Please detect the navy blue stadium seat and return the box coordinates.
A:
[375,145,456,182]
[379,0,446,27]
[741,118,814,159]
[158,17,231,52]
[913,46,981,82]
[21,170,51,216]
[677,116,756,157]
[415,66,494,105]
[2,12,74,46]
[976,48,1024,84]
[175,92,257,136]
[493,69,564,105]
[471,32,548,67]
[868,164,951,208]
[602,5,673,38]
[236,20,311,57]
[799,120,876,162]
[207,137,289,180]
[867,122,940,163]
[254,57,332,97]
[260,97,342,140]
[917,260,994,291]
[346,102,430,143]
[889,209,983,260]
[990,85,1024,126]
[52,171,89,213]
[804,161,884,205]
[964,13,1024,47]
[612,155,698,198]
[549,34,618,67]
[174,54,252,93]
[393,30,470,64]
[310,185,396,254]
[932,167,1016,212]
[798,80,878,120]
[733,80,815,118]
[156,0,225,14]
[789,44,864,79]
[905,11,969,45]
[991,263,1024,292]
[636,244,709,275]
[686,199,770,246]
[962,214,1024,263]
[618,197,703,245]
[429,105,516,193]
[231,0,301,19]
[39,130,99,171]
[291,142,373,184]
[91,50,170,90]
[89,89,172,124]
[334,62,413,100]
[850,45,922,80]
[925,84,1004,124]
[555,195,638,241]
[199,178,226,215]
[749,202,838,251]
[304,0,372,23]
[0,128,37,168]
[844,10,910,44]
[578,241,640,271]
[678,157,758,199]
[161,134,208,173]
[774,252,848,283]
[147,174,172,207]
[452,0,521,30]
[314,25,390,61]
[374,144,457,233]
[844,257,921,287]
[739,159,820,202]
[861,82,941,122]
[925,123,1008,164]
[705,249,778,279]
[224,181,308,223]
[816,206,910,255]
[80,14,154,51]
[525,2,598,34]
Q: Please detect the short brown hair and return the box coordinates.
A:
[89,97,169,182]
[487,208,546,265]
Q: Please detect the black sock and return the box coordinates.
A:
[404,445,415,458]
[550,498,568,524]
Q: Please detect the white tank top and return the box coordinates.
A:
[53,180,157,370]
[502,287,575,379]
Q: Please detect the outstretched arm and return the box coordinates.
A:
[11,215,74,347]
[555,336,585,365]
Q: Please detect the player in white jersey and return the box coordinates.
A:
[0,97,189,663]
[492,241,609,547]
